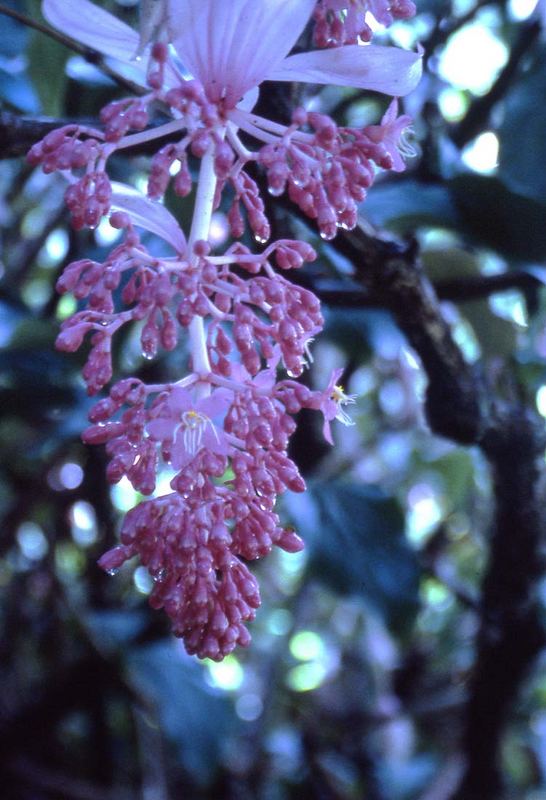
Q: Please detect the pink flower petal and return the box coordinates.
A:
[203,426,229,456]
[322,418,334,445]
[253,367,277,392]
[167,387,193,414]
[110,184,187,253]
[168,0,316,106]
[327,368,344,392]
[171,428,191,469]
[147,418,176,440]
[199,389,233,419]
[268,44,422,97]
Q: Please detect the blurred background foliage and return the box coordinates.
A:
[1,0,546,798]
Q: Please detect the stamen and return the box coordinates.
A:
[181,410,208,454]
[179,409,220,455]
[331,384,357,427]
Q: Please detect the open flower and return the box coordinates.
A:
[41,0,422,240]
[147,387,232,468]
[319,368,357,444]
[43,0,422,108]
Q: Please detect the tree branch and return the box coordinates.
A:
[331,222,546,799]
[0,112,178,159]
[333,227,484,444]
[301,269,544,309]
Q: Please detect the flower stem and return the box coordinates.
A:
[187,146,218,389]
[116,120,187,150]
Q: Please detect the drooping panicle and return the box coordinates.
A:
[32,0,421,658]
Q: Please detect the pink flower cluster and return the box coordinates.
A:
[90,372,311,659]
[314,0,416,47]
[33,0,421,659]
[28,80,413,243]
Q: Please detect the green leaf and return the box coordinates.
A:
[27,29,69,117]
[449,175,546,262]
[462,300,517,358]
[127,640,236,785]
[421,247,481,283]
[424,450,475,511]
[364,179,459,232]
[498,44,546,204]
[288,483,420,633]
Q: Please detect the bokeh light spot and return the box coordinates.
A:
[16,522,48,560]
[236,693,263,721]
[286,662,327,692]
[462,131,499,174]
[289,631,324,661]
[133,566,153,594]
[70,501,98,547]
[206,655,244,691]
[59,462,84,490]
[439,24,508,94]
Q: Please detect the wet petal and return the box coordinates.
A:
[168,0,316,106]
[268,44,422,97]
[111,184,187,253]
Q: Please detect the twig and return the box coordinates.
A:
[299,269,545,309]
[0,111,177,159]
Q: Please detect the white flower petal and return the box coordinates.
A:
[43,0,142,65]
[238,86,259,113]
[110,183,186,252]
[43,0,183,89]
[167,0,315,106]
[268,44,423,97]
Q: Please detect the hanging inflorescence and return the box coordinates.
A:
[30,0,420,659]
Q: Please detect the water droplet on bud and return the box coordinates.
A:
[319,229,336,241]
